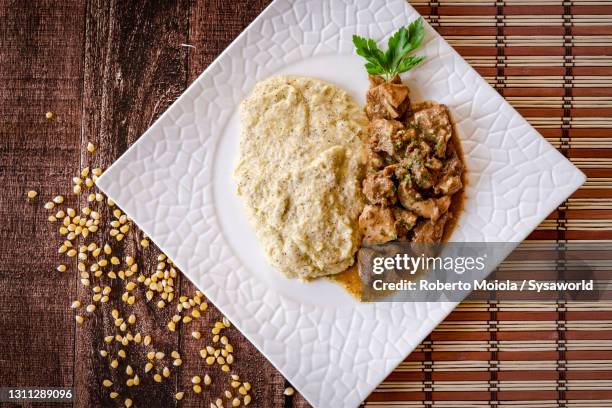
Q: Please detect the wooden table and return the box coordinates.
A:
[3,1,612,408]
[0,1,307,407]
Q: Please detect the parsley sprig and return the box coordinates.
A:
[352,18,426,82]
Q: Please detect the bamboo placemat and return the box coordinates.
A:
[366,1,612,407]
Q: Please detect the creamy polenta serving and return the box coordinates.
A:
[235,76,368,280]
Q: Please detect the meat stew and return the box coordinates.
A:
[359,75,466,244]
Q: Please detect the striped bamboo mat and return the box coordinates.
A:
[366,1,612,407]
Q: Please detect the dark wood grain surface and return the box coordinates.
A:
[0,1,85,401]
[0,1,310,407]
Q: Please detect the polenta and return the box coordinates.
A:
[235,76,368,279]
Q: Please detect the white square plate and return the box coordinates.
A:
[96,1,586,406]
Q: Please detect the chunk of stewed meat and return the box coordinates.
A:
[359,205,397,244]
[436,195,452,214]
[404,148,434,189]
[393,208,418,238]
[363,167,397,206]
[413,104,452,158]
[358,77,464,248]
[365,79,410,120]
[392,163,409,182]
[435,174,463,195]
[425,156,443,171]
[398,180,451,221]
[369,118,405,158]
[412,212,451,243]
[368,151,385,171]
[442,148,464,176]
[368,75,385,87]
[415,140,431,156]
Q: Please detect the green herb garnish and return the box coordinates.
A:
[352,18,426,82]
[407,122,422,132]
